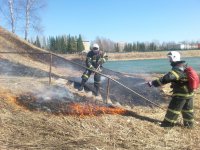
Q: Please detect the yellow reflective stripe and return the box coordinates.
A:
[156,79,162,86]
[89,65,93,69]
[94,81,100,83]
[172,93,194,97]
[102,58,106,62]
[183,86,189,93]
[168,109,181,115]
[164,117,176,123]
[170,70,179,80]
[182,78,188,82]
[182,109,193,113]
[183,118,194,122]
[83,74,89,79]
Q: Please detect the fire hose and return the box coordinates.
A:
[51,53,166,111]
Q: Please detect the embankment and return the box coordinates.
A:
[64,50,200,61]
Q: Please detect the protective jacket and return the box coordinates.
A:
[152,61,194,98]
[152,61,194,128]
[80,50,108,96]
[86,50,108,70]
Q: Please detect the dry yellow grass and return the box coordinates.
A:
[107,50,200,61]
[63,50,200,61]
[0,87,200,149]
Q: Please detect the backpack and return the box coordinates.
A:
[184,66,200,91]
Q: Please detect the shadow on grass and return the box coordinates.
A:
[0,57,59,78]
[123,110,161,124]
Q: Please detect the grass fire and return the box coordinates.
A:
[15,93,129,116]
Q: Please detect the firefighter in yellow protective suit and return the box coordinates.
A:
[148,51,194,128]
[79,43,108,96]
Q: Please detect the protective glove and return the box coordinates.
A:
[147,81,153,87]
[96,66,102,72]
[97,59,103,65]
[89,66,95,71]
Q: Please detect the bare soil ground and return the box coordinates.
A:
[0,26,200,150]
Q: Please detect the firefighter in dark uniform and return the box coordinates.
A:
[79,43,108,96]
[148,51,194,128]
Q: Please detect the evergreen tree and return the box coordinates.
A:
[55,36,59,52]
[114,43,120,52]
[77,34,85,52]
[59,35,67,53]
[149,42,156,51]
[136,41,140,51]
[70,36,77,52]
[140,42,146,51]
[49,36,56,51]
[67,35,72,52]
[63,35,68,53]
[132,42,137,51]
[123,44,129,52]
[128,43,133,52]
[35,36,41,48]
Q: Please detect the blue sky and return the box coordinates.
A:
[3,0,200,43]
[40,0,200,43]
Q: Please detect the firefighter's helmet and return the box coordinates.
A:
[167,51,181,62]
[92,43,99,51]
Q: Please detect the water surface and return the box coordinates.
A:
[103,57,200,74]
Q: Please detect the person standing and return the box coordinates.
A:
[148,51,194,128]
[79,43,108,96]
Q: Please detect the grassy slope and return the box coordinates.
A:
[0,26,200,149]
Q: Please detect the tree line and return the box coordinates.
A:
[30,34,85,53]
[118,41,200,52]
[31,35,200,54]
[94,37,200,53]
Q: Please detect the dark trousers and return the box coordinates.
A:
[163,97,194,127]
[81,69,101,91]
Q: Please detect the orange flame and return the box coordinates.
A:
[1,90,129,116]
[65,103,128,116]
[0,89,24,110]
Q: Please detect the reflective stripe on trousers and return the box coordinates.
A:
[163,97,194,126]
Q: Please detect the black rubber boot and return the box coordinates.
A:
[95,86,100,96]
[184,122,193,129]
[160,121,175,128]
[78,80,86,91]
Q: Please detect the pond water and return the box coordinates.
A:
[103,57,200,74]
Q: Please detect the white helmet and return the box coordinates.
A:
[167,51,181,62]
[92,43,99,51]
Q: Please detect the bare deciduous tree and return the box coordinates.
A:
[8,0,15,33]
[0,0,46,39]
[0,0,18,33]
[94,37,115,52]
[24,0,31,40]
[19,0,46,40]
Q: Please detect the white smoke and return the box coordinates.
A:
[35,81,75,103]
